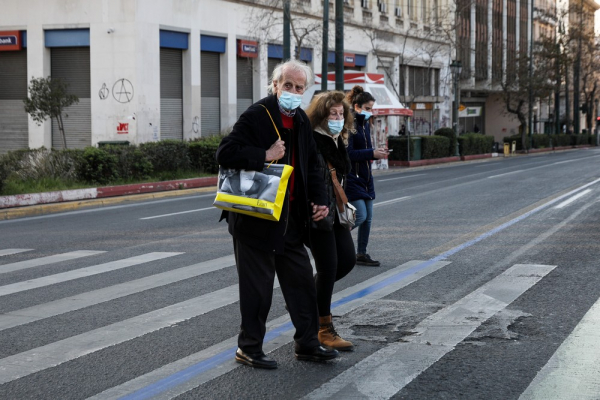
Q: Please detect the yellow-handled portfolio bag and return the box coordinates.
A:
[213,163,293,221]
[214,104,293,221]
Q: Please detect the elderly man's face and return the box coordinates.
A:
[273,67,307,99]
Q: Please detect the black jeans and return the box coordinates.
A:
[309,222,356,317]
[233,213,320,354]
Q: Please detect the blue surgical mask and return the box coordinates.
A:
[327,119,345,135]
[360,110,372,120]
[278,91,303,111]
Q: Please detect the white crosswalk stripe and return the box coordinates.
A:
[519,296,600,400]
[0,249,33,257]
[0,250,106,274]
[0,252,183,297]
[0,248,594,400]
[0,255,235,331]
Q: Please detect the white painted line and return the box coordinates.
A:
[304,264,556,400]
[0,249,33,257]
[552,159,578,165]
[87,260,451,400]
[553,189,592,209]
[488,169,525,178]
[0,252,183,297]
[0,255,235,331]
[519,296,600,400]
[140,206,216,220]
[0,250,106,274]
[373,196,411,207]
[378,174,426,182]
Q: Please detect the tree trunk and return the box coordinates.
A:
[58,114,67,149]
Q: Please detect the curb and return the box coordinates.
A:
[0,178,218,221]
[0,177,217,209]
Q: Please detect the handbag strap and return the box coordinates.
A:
[259,104,281,168]
[327,161,348,212]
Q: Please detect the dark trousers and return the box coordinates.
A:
[233,214,320,354]
[309,222,356,317]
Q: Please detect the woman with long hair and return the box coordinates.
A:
[305,91,356,351]
[345,85,389,267]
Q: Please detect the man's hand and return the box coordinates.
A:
[311,203,329,221]
[265,140,286,162]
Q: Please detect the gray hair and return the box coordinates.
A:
[266,59,314,95]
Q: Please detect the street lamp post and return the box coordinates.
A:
[450,60,462,156]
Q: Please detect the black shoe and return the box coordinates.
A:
[356,253,380,267]
[235,348,277,369]
[295,345,339,362]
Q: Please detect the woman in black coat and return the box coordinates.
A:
[305,91,356,351]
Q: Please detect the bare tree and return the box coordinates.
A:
[241,0,324,61]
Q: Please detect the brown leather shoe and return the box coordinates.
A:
[235,348,277,369]
[319,314,354,351]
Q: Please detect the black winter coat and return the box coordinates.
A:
[311,130,351,231]
[215,94,327,254]
[346,113,376,201]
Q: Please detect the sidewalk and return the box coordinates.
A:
[0,146,590,221]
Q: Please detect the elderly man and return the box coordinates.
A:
[216,60,339,369]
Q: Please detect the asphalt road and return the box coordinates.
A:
[1,148,600,399]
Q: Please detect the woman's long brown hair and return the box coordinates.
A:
[305,91,354,144]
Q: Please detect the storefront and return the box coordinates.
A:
[0,30,27,154]
[236,40,257,118]
[409,102,438,135]
[160,30,187,140]
[459,103,485,134]
[47,29,91,149]
[201,35,225,136]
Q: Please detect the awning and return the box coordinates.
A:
[310,71,413,117]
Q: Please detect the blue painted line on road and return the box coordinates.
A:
[119,178,600,400]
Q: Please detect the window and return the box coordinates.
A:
[404,66,437,97]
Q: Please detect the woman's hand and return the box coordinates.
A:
[373,148,389,159]
[311,202,329,221]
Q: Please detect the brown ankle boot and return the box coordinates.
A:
[318,314,354,351]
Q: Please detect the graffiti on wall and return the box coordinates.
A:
[99,83,109,100]
[112,79,134,103]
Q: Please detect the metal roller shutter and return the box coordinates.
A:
[51,48,91,149]
[268,58,280,83]
[201,52,220,136]
[160,48,183,140]
[236,57,253,118]
[0,50,28,154]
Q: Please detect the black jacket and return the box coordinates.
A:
[311,130,351,231]
[346,113,376,201]
[216,94,327,253]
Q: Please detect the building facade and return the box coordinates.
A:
[0,0,455,154]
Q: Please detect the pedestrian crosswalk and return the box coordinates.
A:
[0,248,597,399]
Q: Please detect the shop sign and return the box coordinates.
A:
[237,40,258,58]
[458,106,482,117]
[410,103,433,110]
[0,31,21,51]
[343,53,355,67]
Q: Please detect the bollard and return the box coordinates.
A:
[504,142,510,157]
[511,141,516,156]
